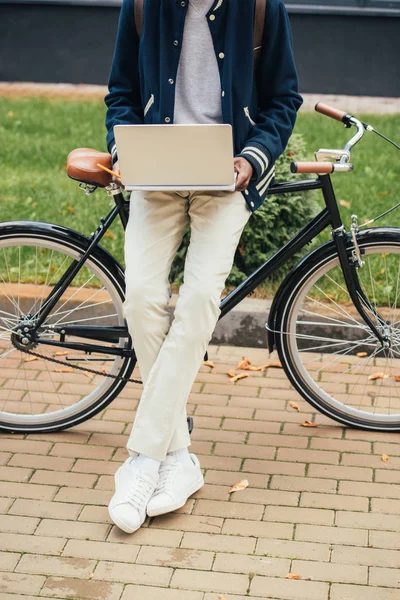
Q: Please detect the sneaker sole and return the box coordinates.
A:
[147,474,205,518]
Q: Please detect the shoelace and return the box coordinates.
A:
[126,473,155,511]
[156,462,180,494]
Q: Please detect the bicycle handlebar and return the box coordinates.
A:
[315,102,350,123]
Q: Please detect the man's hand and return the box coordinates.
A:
[112,160,121,184]
[234,157,254,191]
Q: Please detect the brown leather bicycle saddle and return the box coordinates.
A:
[67,148,113,187]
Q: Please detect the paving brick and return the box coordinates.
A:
[213,551,290,577]
[341,452,400,469]
[250,575,329,600]
[307,464,373,481]
[50,442,114,460]
[150,513,223,534]
[0,514,39,535]
[230,395,288,409]
[191,428,246,443]
[263,506,334,525]
[16,553,96,578]
[0,532,65,555]
[371,498,400,514]
[170,568,248,594]
[339,480,400,499]
[0,465,32,482]
[0,481,57,500]
[292,559,367,584]
[300,492,369,512]
[345,430,400,443]
[54,486,111,506]
[283,423,343,438]
[256,538,330,561]
[0,572,46,595]
[41,576,123,600]
[255,408,314,423]
[248,432,308,448]
[231,488,300,507]
[369,567,400,587]
[122,586,202,600]
[0,497,13,513]
[189,391,230,405]
[108,526,183,547]
[0,550,20,571]
[330,583,400,599]
[214,442,275,460]
[78,505,110,523]
[94,560,172,585]
[277,447,339,464]
[30,469,98,488]
[181,531,256,555]
[310,437,372,453]
[270,475,337,493]
[296,524,368,546]
[0,438,52,455]
[137,546,213,570]
[193,499,264,521]
[0,452,11,465]
[375,469,400,484]
[9,499,82,520]
[36,518,110,541]
[204,469,267,489]
[63,538,139,563]
[331,545,400,568]
[223,418,280,434]
[27,430,90,444]
[8,453,74,472]
[242,459,306,476]
[222,519,293,540]
[72,458,118,475]
[336,510,400,531]
[195,404,255,419]
[195,454,242,471]
[202,382,259,398]
[369,529,400,549]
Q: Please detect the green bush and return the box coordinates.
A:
[170,132,320,291]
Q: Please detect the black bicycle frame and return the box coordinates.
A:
[32,174,387,356]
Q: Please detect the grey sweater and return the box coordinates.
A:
[173,0,223,124]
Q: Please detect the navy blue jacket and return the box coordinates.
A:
[104,0,303,212]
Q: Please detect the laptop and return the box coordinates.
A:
[114,123,237,192]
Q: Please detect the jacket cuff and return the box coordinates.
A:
[238,143,271,182]
[109,142,118,165]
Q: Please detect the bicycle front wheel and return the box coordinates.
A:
[0,222,136,433]
[276,228,400,431]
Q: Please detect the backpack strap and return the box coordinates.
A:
[254,0,266,67]
[134,0,144,38]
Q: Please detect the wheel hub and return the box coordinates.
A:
[11,315,39,351]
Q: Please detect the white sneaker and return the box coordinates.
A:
[108,456,159,533]
[147,453,204,517]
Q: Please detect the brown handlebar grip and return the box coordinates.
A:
[291,162,334,174]
[315,102,348,122]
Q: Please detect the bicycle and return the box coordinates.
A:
[0,102,399,434]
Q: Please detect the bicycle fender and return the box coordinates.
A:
[0,220,126,293]
[267,227,400,352]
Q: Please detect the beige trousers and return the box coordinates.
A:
[124,188,252,461]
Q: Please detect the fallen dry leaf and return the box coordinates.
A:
[228,479,249,494]
[356,352,368,358]
[23,356,39,362]
[203,360,215,368]
[89,572,94,579]
[300,420,318,428]
[289,402,301,412]
[382,454,390,462]
[53,367,73,373]
[394,375,400,382]
[229,372,249,383]
[237,357,251,370]
[54,351,69,356]
[218,595,228,600]
[259,360,283,370]
[339,199,351,209]
[368,373,389,381]
[286,573,302,580]
[227,369,236,378]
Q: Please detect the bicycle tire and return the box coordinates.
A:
[274,227,400,431]
[0,221,136,433]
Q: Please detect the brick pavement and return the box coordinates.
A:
[0,343,400,599]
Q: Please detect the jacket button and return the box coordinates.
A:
[250,201,255,207]
[174,40,179,46]
[165,117,171,123]
[181,1,185,6]
[209,14,215,20]
[168,79,174,84]
[219,52,225,59]
[244,190,249,195]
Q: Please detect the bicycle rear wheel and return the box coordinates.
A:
[0,222,136,433]
[275,228,400,430]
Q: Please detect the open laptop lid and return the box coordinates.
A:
[114,124,236,192]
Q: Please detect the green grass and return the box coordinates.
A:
[0,96,399,294]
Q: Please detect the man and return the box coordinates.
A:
[104,0,302,534]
